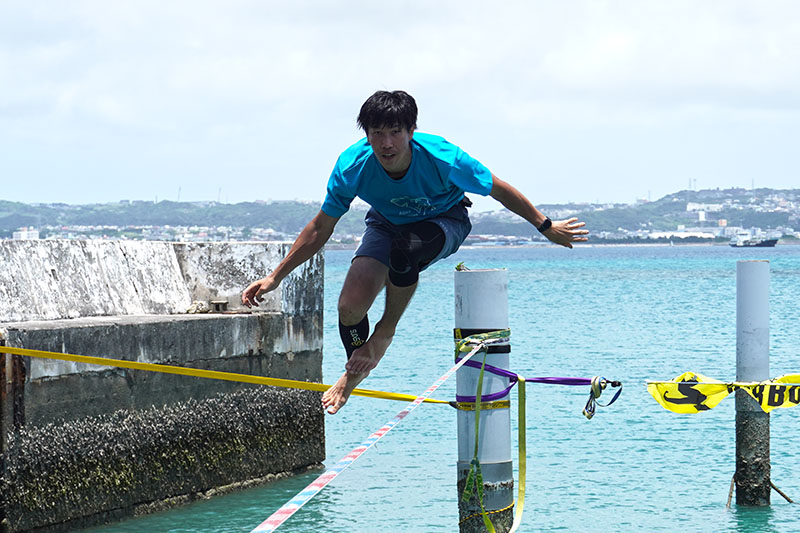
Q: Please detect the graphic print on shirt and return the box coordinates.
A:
[390,196,436,218]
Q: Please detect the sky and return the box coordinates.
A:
[1,1,799,212]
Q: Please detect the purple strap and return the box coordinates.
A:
[526,376,592,386]
[455,358,517,402]
[458,358,519,380]
[455,358,593,402]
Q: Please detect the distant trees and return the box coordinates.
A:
[1,187,797,239]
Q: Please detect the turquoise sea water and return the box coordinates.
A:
[93,245,800,532]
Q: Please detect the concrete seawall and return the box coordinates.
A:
[0,240,325,532]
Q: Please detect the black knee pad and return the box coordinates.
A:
[388,222,445,287]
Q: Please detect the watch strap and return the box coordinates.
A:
[537,217,552,233]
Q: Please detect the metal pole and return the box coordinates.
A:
[735,260,770,505]
[455,269,513,532]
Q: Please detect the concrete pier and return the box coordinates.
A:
[0,240,324,532]
[735,260,770,506]
[455,269,513,533]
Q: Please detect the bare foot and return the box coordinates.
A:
[322,371,368,415]
[345,332,393,374]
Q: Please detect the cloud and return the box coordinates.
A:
[1,1,799,206]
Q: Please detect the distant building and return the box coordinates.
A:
[12,227,40,240]
[687,202,723,212]
[722,226,744,237]
[649,231,716,240]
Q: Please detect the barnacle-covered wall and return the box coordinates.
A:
[0,241,324,532]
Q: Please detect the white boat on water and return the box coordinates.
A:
[729,229,780,248]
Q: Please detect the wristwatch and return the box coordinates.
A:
[537,217,552,233]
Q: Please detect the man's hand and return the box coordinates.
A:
[242,276,279,308]
[488,176,589,249]
[542,217,589,249]
[240,210,338,308]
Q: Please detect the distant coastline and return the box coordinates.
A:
[2,187,798,243]
[323,239,800,252]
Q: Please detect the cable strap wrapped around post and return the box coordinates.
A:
[450,400,511,411]
[457,332,530,533]
[460,347,496,533]
[454,330,511,533]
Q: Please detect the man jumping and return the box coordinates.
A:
[242,90,588,414]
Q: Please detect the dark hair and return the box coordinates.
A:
[357,90,418,133]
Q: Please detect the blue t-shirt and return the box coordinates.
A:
[321,132,493,225]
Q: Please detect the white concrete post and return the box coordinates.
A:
[455,269,513,532]
[735,260,770,505]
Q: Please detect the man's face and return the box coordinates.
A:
[367,125,414,178]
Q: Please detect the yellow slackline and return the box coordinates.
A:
[0,346,448,405]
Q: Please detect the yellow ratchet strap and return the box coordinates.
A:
[510,375,526,533]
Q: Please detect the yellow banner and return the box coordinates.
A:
[648,372,800,414]
[742,374,800,413]
[647,372,732,414]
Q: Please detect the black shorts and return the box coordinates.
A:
[353,201,472,272]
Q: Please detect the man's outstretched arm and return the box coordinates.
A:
[242,210,339,307]
[488,174,588,248]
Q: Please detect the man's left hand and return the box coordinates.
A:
[542,217,589,248]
